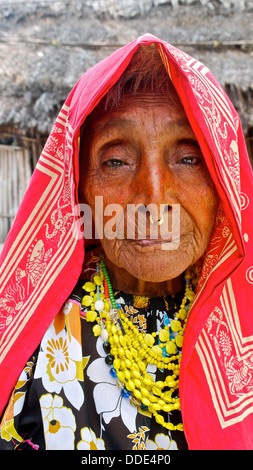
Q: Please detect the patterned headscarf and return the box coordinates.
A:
[0,34,252,449]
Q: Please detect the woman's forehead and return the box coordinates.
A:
[88,92,190,136]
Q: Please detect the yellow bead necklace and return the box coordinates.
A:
[81,255,198,432]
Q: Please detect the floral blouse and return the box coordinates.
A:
[0,279,188,451]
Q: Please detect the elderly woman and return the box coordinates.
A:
[0,34,253,451]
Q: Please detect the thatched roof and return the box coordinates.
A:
[0,0,253,134]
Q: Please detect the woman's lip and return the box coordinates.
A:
[134,238,172,245]
[130,238,175,251]
[127,236,181,252]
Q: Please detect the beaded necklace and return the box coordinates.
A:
[81,254,198,432]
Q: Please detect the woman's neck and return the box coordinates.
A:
[103,254,183,297]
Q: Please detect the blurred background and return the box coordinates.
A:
[0,0,252,246]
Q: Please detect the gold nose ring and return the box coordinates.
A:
[150,214,164,225]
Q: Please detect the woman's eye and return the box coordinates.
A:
[103,159,125,168]
[179,156,201,166]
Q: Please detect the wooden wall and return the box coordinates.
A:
[0,144,32,243]
[0,129,45,246]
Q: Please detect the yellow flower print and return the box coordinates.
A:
[34,312,88,410]
[124,305,146,333]
[127,426,149,450]
[0,419,23,443]
[137,313,147,330]
[77,427,105,450]
[0,391,22,443]
[40,394,76,450]
[0,357,36,444]
[124,305,138,317]
[133,295,150,308]
[146,433,178,450]
[53,301,82,345]
[63,301,82,345]
[16,359,36,388]
[46,336,69,375]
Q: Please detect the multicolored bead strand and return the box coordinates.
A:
[81,255,198,432]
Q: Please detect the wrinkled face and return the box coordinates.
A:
[80,93,219,283]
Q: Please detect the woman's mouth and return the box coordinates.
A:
[128,236,181,252]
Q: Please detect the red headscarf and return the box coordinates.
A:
[0,34,253,449]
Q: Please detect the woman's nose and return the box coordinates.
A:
[130,159,179,228]
[133,159,178,209]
